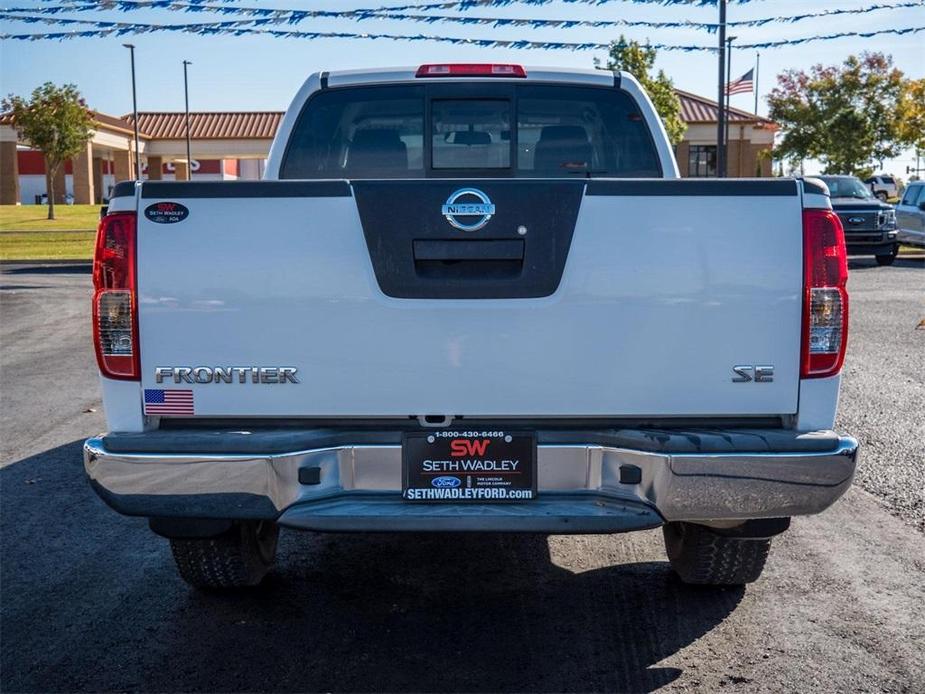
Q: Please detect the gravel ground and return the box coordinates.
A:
[1,260,924,693]
[837,255,925,532]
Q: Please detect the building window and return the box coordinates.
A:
[688,145,717,177]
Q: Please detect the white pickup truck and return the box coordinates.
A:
[85,64,858,590]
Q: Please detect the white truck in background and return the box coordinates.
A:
[864,174,899,201]
[84,64,858,590]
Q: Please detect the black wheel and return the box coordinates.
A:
[875,191,888,201]
[169,521,279,589]
[875,248,898,266]
[663,522,771,586]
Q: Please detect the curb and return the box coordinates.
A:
[1,229,96,234]
[0,259,92,266]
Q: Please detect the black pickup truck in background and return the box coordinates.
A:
[814,175,899,266]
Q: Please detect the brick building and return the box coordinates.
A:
[0,111,280,205]
[674,89,776,178]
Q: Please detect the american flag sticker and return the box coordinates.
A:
[144,389,194,415]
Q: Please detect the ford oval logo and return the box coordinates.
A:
[431,476,461,488]
[441,188,495,231]
[847,216,865,224]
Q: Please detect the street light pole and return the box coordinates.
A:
[725,35,736,177]
[123,43,141,180]
[716,0,727,177]
[183,60,192,181]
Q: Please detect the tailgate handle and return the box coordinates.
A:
[413,239,524,262]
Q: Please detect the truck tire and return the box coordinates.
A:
[169,521,279,589]
[875,248,897,266]
[875,191,888,201]
[662,522,771,586]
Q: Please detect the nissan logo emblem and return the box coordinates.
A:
[441,188,496,232]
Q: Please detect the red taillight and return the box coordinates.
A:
[92,212,139,380]
[415,63,527,78]
[801,208,848,378]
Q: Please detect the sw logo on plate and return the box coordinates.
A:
[144,202,189,224]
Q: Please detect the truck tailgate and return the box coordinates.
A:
[136,179,803,418]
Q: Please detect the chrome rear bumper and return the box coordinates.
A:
[84,432,858,533]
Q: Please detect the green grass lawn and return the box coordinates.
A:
[0,230,96,261]
[0,204,101,231]
[0,202,921,261]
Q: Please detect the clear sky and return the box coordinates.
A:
[1,0,923,174]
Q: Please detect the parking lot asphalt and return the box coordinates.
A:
[838,256,925,532]
[1,260,923,693]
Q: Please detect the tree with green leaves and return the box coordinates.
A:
[2,82,94,219]
[767,53,910,176]
[594,36,686,145]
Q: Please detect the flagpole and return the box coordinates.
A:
[754,52,760,116]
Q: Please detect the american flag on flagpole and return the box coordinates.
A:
[726,68,755,96]
[144,389,195,415]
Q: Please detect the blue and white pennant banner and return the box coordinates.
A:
[2,11,923,51]
[8,0,924,33]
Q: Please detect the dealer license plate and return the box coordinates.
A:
[402,431,537,503]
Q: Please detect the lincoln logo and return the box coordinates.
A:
[450,439,491,457]
[441,188,495,231]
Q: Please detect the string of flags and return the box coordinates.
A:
[2,0,923,49]
[27,0,734,9]
[2,10,923,52]
[5,0,923,34]
[20,0,736,12]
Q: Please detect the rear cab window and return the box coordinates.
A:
[280,83,661,179]
[280,86,425,179]
[432,99,510,170]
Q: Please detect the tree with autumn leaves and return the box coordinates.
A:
[897,78,925,158]
[768,53,924,176]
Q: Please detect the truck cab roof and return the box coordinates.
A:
[266,65,675,180]
[323,65,621,89]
